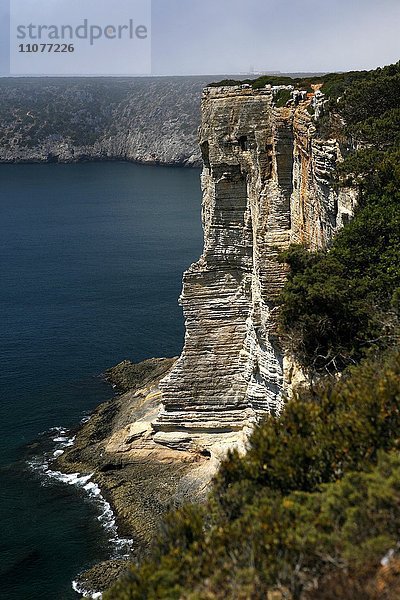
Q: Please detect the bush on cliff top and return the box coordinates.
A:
[209,61,400,97]
[278,193,400,371]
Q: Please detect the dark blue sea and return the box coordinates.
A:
[0,162,203,599]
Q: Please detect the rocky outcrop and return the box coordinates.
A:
[154,85,357,454]
[0,77,210,166]
[56,357,216,596]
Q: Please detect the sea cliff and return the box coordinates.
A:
[55,81,360,596]
[155,84,357,453]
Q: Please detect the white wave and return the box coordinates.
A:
[49,426,68,434]
[29,424,134,597]
[53,449,65,458]
[45,469,94,486]
[80,415,92,424]
[51,427,76,450]
[30,457,132,552]
[72,579,102,599]
[62,436,76,448]
[64,473,133,596]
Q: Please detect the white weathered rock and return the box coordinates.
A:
[153,85,357,452]
[153,431,193,451]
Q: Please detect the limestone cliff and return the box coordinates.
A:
[154,84,357,454]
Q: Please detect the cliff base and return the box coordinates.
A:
[55,358,216,596]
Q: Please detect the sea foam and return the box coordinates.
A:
[72,579,103,599]
[28,424,133,598]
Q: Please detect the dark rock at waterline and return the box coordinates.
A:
[54,356,213,596]
[105,357,177,394]
[74,559,130,597]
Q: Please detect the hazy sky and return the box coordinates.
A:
[151,0,400,74]
[1,0,399,76]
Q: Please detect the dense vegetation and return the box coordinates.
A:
[278,62,400,372]
[106,63,400,599]
[209,68,370,96]
[209,64,398,100]
[0,78,128,146]
[106,350,400,599]
[0,76,207,151]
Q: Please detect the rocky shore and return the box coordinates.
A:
[54,357,216,596]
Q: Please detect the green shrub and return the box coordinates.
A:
[278,193,399,371]
[278,62,400,372]
[214,349,400,499]
[274,89,292,107]
[105,351,400,600]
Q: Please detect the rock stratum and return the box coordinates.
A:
[154,84,357,453]
[0,77,212,166]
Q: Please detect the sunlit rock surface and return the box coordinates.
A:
[155,85,357,452]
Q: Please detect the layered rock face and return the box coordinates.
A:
[154,85,357,452]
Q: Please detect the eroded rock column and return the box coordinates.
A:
[153,85,357,452]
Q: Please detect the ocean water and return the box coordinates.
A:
[0,162,203,599]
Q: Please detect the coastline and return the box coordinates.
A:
[0,155,201,168]
[1,159,205,600]
[52,357,215,596]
